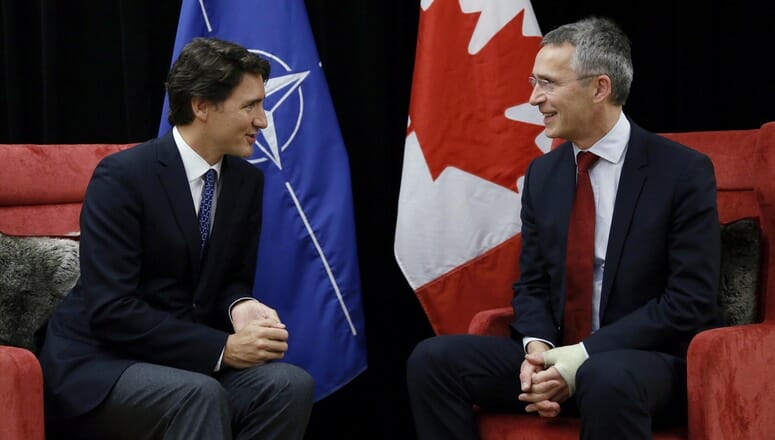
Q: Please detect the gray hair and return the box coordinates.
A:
[542,17,633,106]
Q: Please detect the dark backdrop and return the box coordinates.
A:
[2,1,773,438]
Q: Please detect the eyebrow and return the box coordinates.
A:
[532,74,555,81]
[242,97,264,106]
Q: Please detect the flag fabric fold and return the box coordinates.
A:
[161,0,367,401]
[395,0,547,335]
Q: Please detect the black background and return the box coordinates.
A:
[2,1,773,438]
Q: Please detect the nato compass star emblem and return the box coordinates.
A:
[247,50,310,169]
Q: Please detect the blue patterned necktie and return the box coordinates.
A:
[198,169,217,252]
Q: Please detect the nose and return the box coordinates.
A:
[528,84,544,106]
[254,106,268,129]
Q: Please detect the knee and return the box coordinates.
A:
[270,363,315,406]
[185,374,229,407]
[406,336,461,385]
[288,365,315,404]
[407,337,443,374]
[576,356,640,410]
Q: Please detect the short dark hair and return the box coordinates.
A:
[165,37,271,126]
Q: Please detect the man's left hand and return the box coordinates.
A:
[231,299,282,332]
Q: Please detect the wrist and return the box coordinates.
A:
[526,340,551,354]
[542,343,588,396]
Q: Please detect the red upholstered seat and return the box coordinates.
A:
[0,143,135,439]
[0,347,45,440]
[478,413,687,439]
[466,122,775,439]
[0,143,134,237]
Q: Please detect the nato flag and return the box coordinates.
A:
[160,0,367,401]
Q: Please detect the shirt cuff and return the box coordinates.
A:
[214,348,224,372]
[580,341,590,359]
[522,336,554,352]
[219,297,258,371]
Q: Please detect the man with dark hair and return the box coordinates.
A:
[38,37,314,439]
[407,17,720,439]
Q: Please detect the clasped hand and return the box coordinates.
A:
[518,342,587,417]
[223,300,288,369]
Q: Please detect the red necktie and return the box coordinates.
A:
[563,151,599,345]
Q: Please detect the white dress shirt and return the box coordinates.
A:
[172,126,222,224]
[172,127,257,371]
[574,112,630,332]
[524,112,630,351]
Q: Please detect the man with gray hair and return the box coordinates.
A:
[407,17,719,439]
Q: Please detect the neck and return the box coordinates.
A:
[575,106,622,150]
[176,124,222,165]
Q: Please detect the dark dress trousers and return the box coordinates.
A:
[37,132,264,423]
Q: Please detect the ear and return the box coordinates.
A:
[191,97,209,121]
[591,75,612,104]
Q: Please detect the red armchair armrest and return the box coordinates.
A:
[0,346,45,440]
[468,306,514,337]
[687,322,775,440]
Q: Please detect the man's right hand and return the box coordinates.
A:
[520,340,550,392]
[223,319,288,369]
[518,340,568,418]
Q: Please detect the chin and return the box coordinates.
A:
[231,144,255,158]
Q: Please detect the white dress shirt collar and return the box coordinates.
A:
[172,126,223,182]
[572,111,630,166]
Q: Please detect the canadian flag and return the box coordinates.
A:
[395,0,549,334]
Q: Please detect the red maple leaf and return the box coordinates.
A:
[409,2,544,192]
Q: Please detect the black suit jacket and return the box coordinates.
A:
[511,122,720,358]
[38,132,264,422]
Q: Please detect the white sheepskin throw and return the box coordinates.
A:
[0,233,79,350]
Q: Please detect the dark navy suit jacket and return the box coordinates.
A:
[511,122,720,358]
[38,132,264,422]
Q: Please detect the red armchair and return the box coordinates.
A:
[0,143,134,440]
[467,121,775,439]
[0,347,45,440]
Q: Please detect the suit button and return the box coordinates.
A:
[192,303,198,309]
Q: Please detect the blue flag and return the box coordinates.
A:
[160,0,367,401]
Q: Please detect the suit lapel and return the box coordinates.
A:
[155,133,203,278]
[600,125,649,318]
[209,156,241,249]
